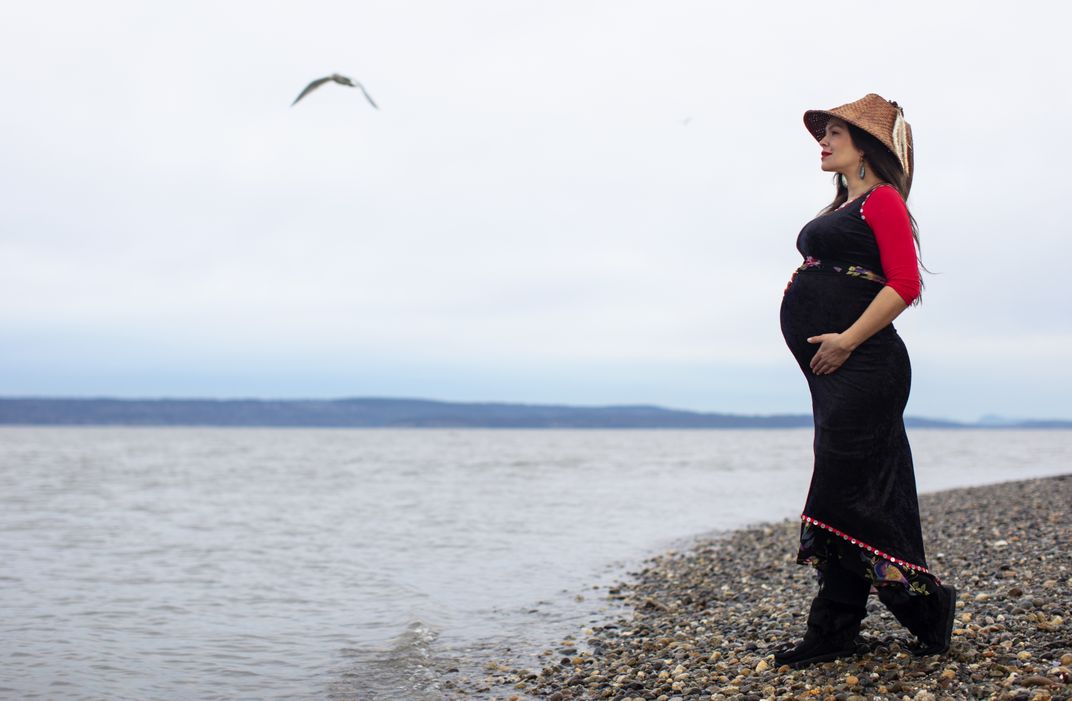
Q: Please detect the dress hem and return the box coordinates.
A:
[800,513,931,574]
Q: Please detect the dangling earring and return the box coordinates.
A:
[858,160,867,180]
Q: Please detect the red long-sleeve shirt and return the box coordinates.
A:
[861,184,921,305]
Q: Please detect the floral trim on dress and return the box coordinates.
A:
[784,257,886,293]
[798,521,939,597]
[863,551,935,597]
[843,265,886,284]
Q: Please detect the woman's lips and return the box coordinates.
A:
[821,151,832,159]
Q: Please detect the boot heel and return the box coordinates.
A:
[910,584,957,657]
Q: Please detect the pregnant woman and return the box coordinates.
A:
[775,94,956,668]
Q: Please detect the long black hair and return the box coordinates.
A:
[820,122,926,303]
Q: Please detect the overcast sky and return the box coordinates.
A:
[2,1,1070,421]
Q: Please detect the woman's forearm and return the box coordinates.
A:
[807,286,909,374]
[841,286,909,351]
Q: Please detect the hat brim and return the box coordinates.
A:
[803,109,866,143]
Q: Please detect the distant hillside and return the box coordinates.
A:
[0,397,807,428]
[0,397,1066,429]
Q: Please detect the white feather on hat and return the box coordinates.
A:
[891,107,910,178]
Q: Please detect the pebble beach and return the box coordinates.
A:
[460,475,1072,701]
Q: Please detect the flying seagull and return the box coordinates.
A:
[291,73,378,109]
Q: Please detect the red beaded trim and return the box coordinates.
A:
[801,514,931,574]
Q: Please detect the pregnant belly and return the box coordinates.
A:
[780,273,881,357]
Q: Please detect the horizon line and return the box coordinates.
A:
[1,395,1070,426]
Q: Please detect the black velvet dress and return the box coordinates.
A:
[780,189,936,595]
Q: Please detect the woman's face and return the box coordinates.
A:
[818,118,864,175]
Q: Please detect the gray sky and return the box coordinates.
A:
[3,1,1070,421]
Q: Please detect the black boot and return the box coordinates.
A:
[774,597,866,669]
[878,584,957,656]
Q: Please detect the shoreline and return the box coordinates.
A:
[469,475,1072,700]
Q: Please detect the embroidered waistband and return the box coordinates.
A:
[795,256,886,285]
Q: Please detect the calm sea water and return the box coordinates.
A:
[1,427,1070,700]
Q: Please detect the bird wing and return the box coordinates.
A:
[355,82,379,110]
[291,76,333,106]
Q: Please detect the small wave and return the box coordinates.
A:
[327,620,454,701]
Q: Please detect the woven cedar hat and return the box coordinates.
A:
[804,93,914,187]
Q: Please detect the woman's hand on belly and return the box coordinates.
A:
[807,333,853,375]
[806,288,911,375]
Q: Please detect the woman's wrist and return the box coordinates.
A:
[840,332,861,352]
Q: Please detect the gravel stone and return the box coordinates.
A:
[471,476,1072,700]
